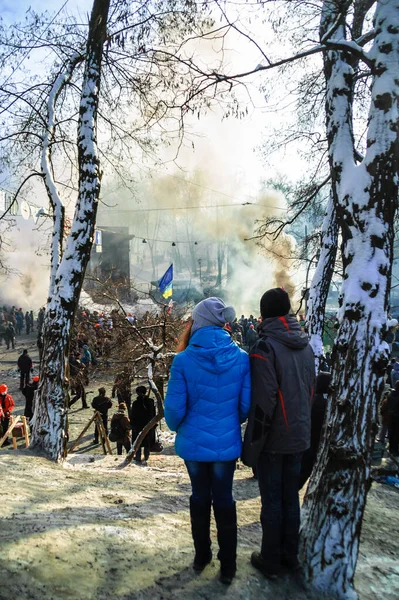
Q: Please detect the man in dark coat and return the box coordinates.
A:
[4,323,15,349]
[21,376,39,425]
[25,311,31,335]
[91,387,112,443]
[242,288,315,578]
[246,324,258,351]
[382,380,399,456]
[17,349,33,389]
[112,371,132,412]
[130,386,156,463]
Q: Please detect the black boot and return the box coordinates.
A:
[213,502,237,585]
[189,497,212,572]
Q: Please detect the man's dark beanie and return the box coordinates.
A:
[260,288,291,319]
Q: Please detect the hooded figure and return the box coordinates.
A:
[164,297,251,585]
[242,287,315,580]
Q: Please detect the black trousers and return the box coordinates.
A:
[94,413,108,442]
[20,370,30,389]
[117,440,131,455]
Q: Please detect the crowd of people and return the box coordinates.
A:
[91,384,156,460]
[1,290,398,586]
[0,306,38,350]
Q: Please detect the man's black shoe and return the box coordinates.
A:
[251,552,279,580]
[193,551,212,572]
[281,557,301,571]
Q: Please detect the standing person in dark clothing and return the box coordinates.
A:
[130,386,155,464]
[22,376,39,426]
[91,387,112,443]
[15,309,23,335]
[242,288,315,579]
[110,403,132,455]
[25,312,31,335]
[69,353,88,409]
[382,381,399,456]
[29,311,34,331]
[4,323,15,349]
[17,349,33,389]
[112,371,132,412]
[299,371,330,489]
[246,324,258,351]
[37,307,45,334]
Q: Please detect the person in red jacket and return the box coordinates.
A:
[0,384,15,446]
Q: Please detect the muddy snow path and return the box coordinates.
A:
[0,451,398,600]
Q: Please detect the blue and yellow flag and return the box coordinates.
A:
[158,264,173,299]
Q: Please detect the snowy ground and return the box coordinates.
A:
[1,334,399,600]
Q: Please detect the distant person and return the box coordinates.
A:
[165,297,251,585]
[80,345,91,366]
[29,311,35,331]
[91,387,112,444]
[112,371,132,412]
[242,288,315,579]
[25,311,31,335]
[22,376,39,427]
[246,324,258,351]
[17,349,33,389]
[4,323,15,350]
[37,307,45,334]
[130,386,155,464]
[110,403,132,455]
[391,359,399,388]
[0,384,15,446]
[381,382,399,456]
[387,358,396,386]
[15,309,23,335]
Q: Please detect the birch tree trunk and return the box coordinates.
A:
[306,192,338,372]
[41,55,83,296]
[301,2,399,597]
[31,0,111,461]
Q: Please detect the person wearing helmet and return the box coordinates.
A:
[22,376,39,426]
[0,384,15,446]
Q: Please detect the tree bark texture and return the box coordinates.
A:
[31,0,111,461]
[301,2,399,598]
[306,192,338,372]
[41,54,83,297]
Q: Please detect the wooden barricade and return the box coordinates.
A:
[69,411,112,455]
[0,415,29,449]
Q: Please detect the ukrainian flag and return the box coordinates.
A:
[158,264,173,299]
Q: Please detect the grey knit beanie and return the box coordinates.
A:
[191,297,236,334]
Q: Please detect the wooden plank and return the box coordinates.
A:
[69,412,97,452]
[96,414,107,455]
[22,416,29,448]
[96,416,112,455]
[0,416,21,448]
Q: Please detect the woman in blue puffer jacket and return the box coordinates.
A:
[165,297,251,585]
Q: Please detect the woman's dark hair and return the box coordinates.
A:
[136,385,147,395]
[395,380,399,392]
[176,320,193,353]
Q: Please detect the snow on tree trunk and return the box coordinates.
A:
[31,0,111,461]
[306,192,338,372]
[301,2,399,598]
[41,55,83,296]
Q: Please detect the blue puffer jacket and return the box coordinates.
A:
[164,326,251,462]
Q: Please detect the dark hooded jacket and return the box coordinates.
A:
[242,314,315,466]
